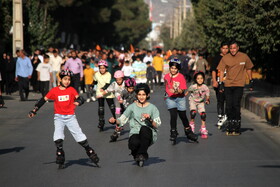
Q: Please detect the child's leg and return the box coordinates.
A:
[198,103,206,127]
[98,98,105,129]
[53,114,66,142]
[65,115,87,142]
[128,134,141,159]
[85,85,91,99]
[137,126,153,160]
[114,97,121,119]
[106,98,116,119]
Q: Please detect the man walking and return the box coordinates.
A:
[15,50,33,101]
[217,41,254,135]
[64,51,83,92]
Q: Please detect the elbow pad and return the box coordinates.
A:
[34,97,46,112]
[101,83,110,90]
[75,96,85,106]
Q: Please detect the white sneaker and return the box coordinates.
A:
[91,96,96,102]
[151,90,154,93]
[86,99,90,103]
[80,90,83,94]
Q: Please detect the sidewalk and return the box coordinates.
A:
[241,80,280,126]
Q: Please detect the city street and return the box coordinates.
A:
[1,86,280,187]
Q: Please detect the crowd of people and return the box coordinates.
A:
[0,41,254,167]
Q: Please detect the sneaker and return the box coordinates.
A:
[189,121,195,133]
[150,90,154,93]
[91,96,96,102]
[86,98,90,103]
[200,127,208,139]
[80,90,83,94]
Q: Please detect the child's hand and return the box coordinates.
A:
[169,89,175,93]
[74,102,79,106]
[28,110,36,118]
[109,117,116,124]
[100,89,104,92]
[185,91,189,96]
[142,113,151,119]
[205,99,210,105]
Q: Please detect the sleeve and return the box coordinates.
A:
[79,60,83,77]
[210,56,219,72]
[188,85,194,92]
[64,60,69,70]
[179,75,187,90]
[28,59,33,76]
[245,55,254,70]
[36,63,41,72]
[118,104,133,126]
[106,82,115,93]
[151,105,161,128]
[45,88,55,100]
[106,73,111,84]
[205,85,210,97]
[217,57,226,71]
[15,59,19,77]
[72,87,79,97]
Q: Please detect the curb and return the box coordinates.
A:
[241,91,280,126]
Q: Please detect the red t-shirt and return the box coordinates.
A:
[164,73,187,97]
[45,87,78,115]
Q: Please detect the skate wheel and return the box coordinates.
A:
[201,134,208,139]
[58,164,65,169]
[138,161,144,167]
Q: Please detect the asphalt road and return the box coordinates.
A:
[1,86,280,187]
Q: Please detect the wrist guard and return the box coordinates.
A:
[75,96,85,106]
[218,82,224,92]
[34,98,46,112]
[249,80,254,89]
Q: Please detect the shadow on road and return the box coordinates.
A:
[258,165,280,168]
[0,147,25,155]
[43,158,98,168]
[118,157,166,166]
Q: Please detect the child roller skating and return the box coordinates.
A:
[28,70,100,169]
[94,60,116,131]
[109,83,161,167]
[110,78,137,142]
[187,72,210,139]
[164,58,198,144]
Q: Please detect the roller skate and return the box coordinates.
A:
[56,149,65,169]
[86,147,100,167]
[225,120,234,135]
[199,127,208,139]
[110,131,120,142]
[98,119,105,132]
[189,121,195,132]
[135,154,145,167]
[170,129,178,145]
[231,120,241,136]
[184,127,199,143]
[0,95,4,108]
[218,115,227,129]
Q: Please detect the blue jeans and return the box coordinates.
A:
[165,97,186,111]
[53,114,87,142]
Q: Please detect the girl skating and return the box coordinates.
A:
[109,83,161,167]
[187,72,210,139]
[28,70,99,169]
[164,58,198,144]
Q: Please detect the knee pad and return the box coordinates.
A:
[115,107,121,115]
[200,112,206,121]
[110,103,115,110]
[190,110,197,119]
[54,139,63,149]
[98,106,104,116]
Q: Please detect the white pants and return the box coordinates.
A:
[53,114,87,142]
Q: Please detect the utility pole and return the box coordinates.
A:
[178,0,182,35]
[13,0,24,57]
[183,0,187,20]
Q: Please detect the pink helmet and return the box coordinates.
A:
[114,70,124,79]
[125,78,136,87]
[98,60,108,67]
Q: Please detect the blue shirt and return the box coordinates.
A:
[16,57,33,78]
